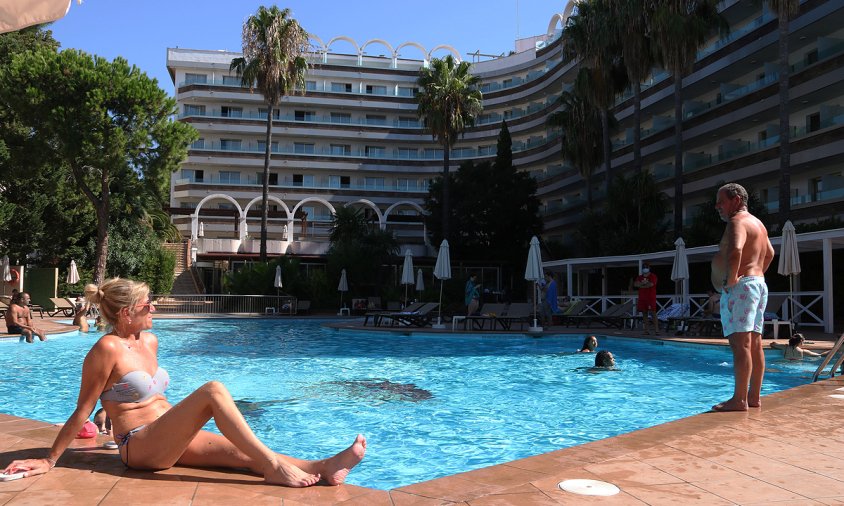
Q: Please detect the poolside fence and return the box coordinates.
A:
[149,294,299,315]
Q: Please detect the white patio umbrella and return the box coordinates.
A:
[66,259,80,285]
[274,265,283,291]
[415,268,425,299]
[1,255,10,283]
[670,237,689,311]
[524,236,543,331]
[433,240,451,328]
[777,220,801,322]
[198,221,205,237]
[400,248,415,306]
[338,268,349,310]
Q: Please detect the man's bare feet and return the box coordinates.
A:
[712,398,748,412]
[321,434,367,486]
[264,460,320,487]
[748,396,761,408]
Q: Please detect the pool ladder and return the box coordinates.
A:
[812,333,844,382]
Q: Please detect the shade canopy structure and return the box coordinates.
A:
[524,236,543,330]
[0,0,75,33]
[416,268,425,294]
[433,240,451,327]
[66,260,80,285]
[777,220,801,321]
[401,249,414,305]
[1,255,10,283]
[338,268,349,310]
[670,237,689,310]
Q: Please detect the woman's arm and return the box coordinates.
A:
[3,339,114,476]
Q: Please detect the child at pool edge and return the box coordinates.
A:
[770,333,829,360]
[2,277,366,487]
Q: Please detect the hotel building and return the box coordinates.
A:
[166,0,844,274]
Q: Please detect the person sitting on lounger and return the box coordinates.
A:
[579,335,598,353]
[770,333,829,360]
[2,277,366,486]
[703,290,721,318]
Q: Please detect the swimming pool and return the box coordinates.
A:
[0,319,818,489]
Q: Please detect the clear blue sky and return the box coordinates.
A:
[48,0,562,95]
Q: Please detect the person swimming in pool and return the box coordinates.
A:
[2,277,366,487]
[770,333,829,361]
[579,335,598,353]
[594,350,615,368]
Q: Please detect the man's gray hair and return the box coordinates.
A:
[718,183,748,206]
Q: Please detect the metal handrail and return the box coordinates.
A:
[812,333,844,382]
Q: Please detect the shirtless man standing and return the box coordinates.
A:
[5,292,47,343]
[710,183,774,411]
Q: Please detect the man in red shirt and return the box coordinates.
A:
[634,262,659,334]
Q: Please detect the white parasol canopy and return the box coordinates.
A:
[1,255,10,283]
[670,237,689,310]
[400,248,414,305]
[274,265,283,289]
[777,220,801,322]
[338,268,349,311]
[0,0,76,34]
[198,221,205,237]
[66,259,80,285]
[524,236,543,330]
[433,240,451,327]
[415,268,425,294]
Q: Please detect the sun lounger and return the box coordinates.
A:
[377,302,439,327]
[295,300,311,314]
[48,297,77,317]
[551,299,585,325]
[364,301,424,326]
[494,302,534,330]
[463,303,508,330]
[567,300,633,328]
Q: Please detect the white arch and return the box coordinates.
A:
[292,197,337,217]
[191,193,244,239]
[384,201,425,220]
[243,195,292,219]
[427,44,461,62]
[345,199,384,229]
[547,13,565,36]
[309,34,326,51]
[395,41,428,59]
[326,36,359,55]
[361,38,394,56]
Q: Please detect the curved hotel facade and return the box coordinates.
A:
[166,0,844,266]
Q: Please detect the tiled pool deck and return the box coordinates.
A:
[2,318,844,504]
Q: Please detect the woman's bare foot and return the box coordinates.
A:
[321,434,367,486]
[748,396,761,408]
[712,398,748,412]
[265,459,320,487]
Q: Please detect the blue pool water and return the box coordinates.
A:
[0,319,818,489]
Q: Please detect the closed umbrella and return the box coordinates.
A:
[400,248,414,307]
[415,268,425,299]
[338,268,349,311]
[777,220,801,322]
[670,237,689,311]
[198,221,205,237]
[66,259,80,285]
[273,265,283,313]
[524,236,543,331]
[433,240,451,328]
[1,255,10,283]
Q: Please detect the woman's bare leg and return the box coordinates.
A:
[121,381,319,486]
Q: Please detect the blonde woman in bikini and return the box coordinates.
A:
[3,278,365,486]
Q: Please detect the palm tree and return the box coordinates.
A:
[415,55,483,242]
[548,71,606,210]
[561,0,626,194]
[768,0,800,225]
[650,0,726,238]
[230,6,309,262]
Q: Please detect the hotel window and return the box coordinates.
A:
[423,148,443,158]
[502,78,513,88]
[331,82,352,93]
[396,178,418,191]
[219,171,241,184]
[805,48,819,66]
[184,104,205,116]
[305,80,317,91]
[397,116,418,127]
[220,139,242,150]
[807,112,821,133]
[190,138,205,149]
[366,84,387,95]
[330,144,351,156]
[397,147,417,159]
[452,147,473,158]
[397,86,418,97]
[222,75,241,85]
[478,144,495,156]
[294,110,315,121]
[257,172,279,186]
[218,203,235,210]
[364,145,385,158]
[221,106,243,118]
[256,140,279,152]
[293,174,315,187]
[329,175,351,188]
[180,169,204,183]
[258,108,280,119]
[365,114,387,126]
[330,112,351,124]
[364,177,385,189]
[811,177,823,201]
[294,143,315,154]
[184,73,207,84]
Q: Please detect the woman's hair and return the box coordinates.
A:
[582,335,598,351]
[788,333,805,347]
[595,350,613,367]
[84,278,149,326]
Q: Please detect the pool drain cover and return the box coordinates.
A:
[558,479,620,496]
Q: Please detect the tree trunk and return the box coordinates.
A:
[441,146,451,242]
[673,74,684,239]
[93,167,110,285]
[633,80,643,234]
[586,172,593,211]
[259,102,274,262]
[602,108,612,196]
[777,12,791,226]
